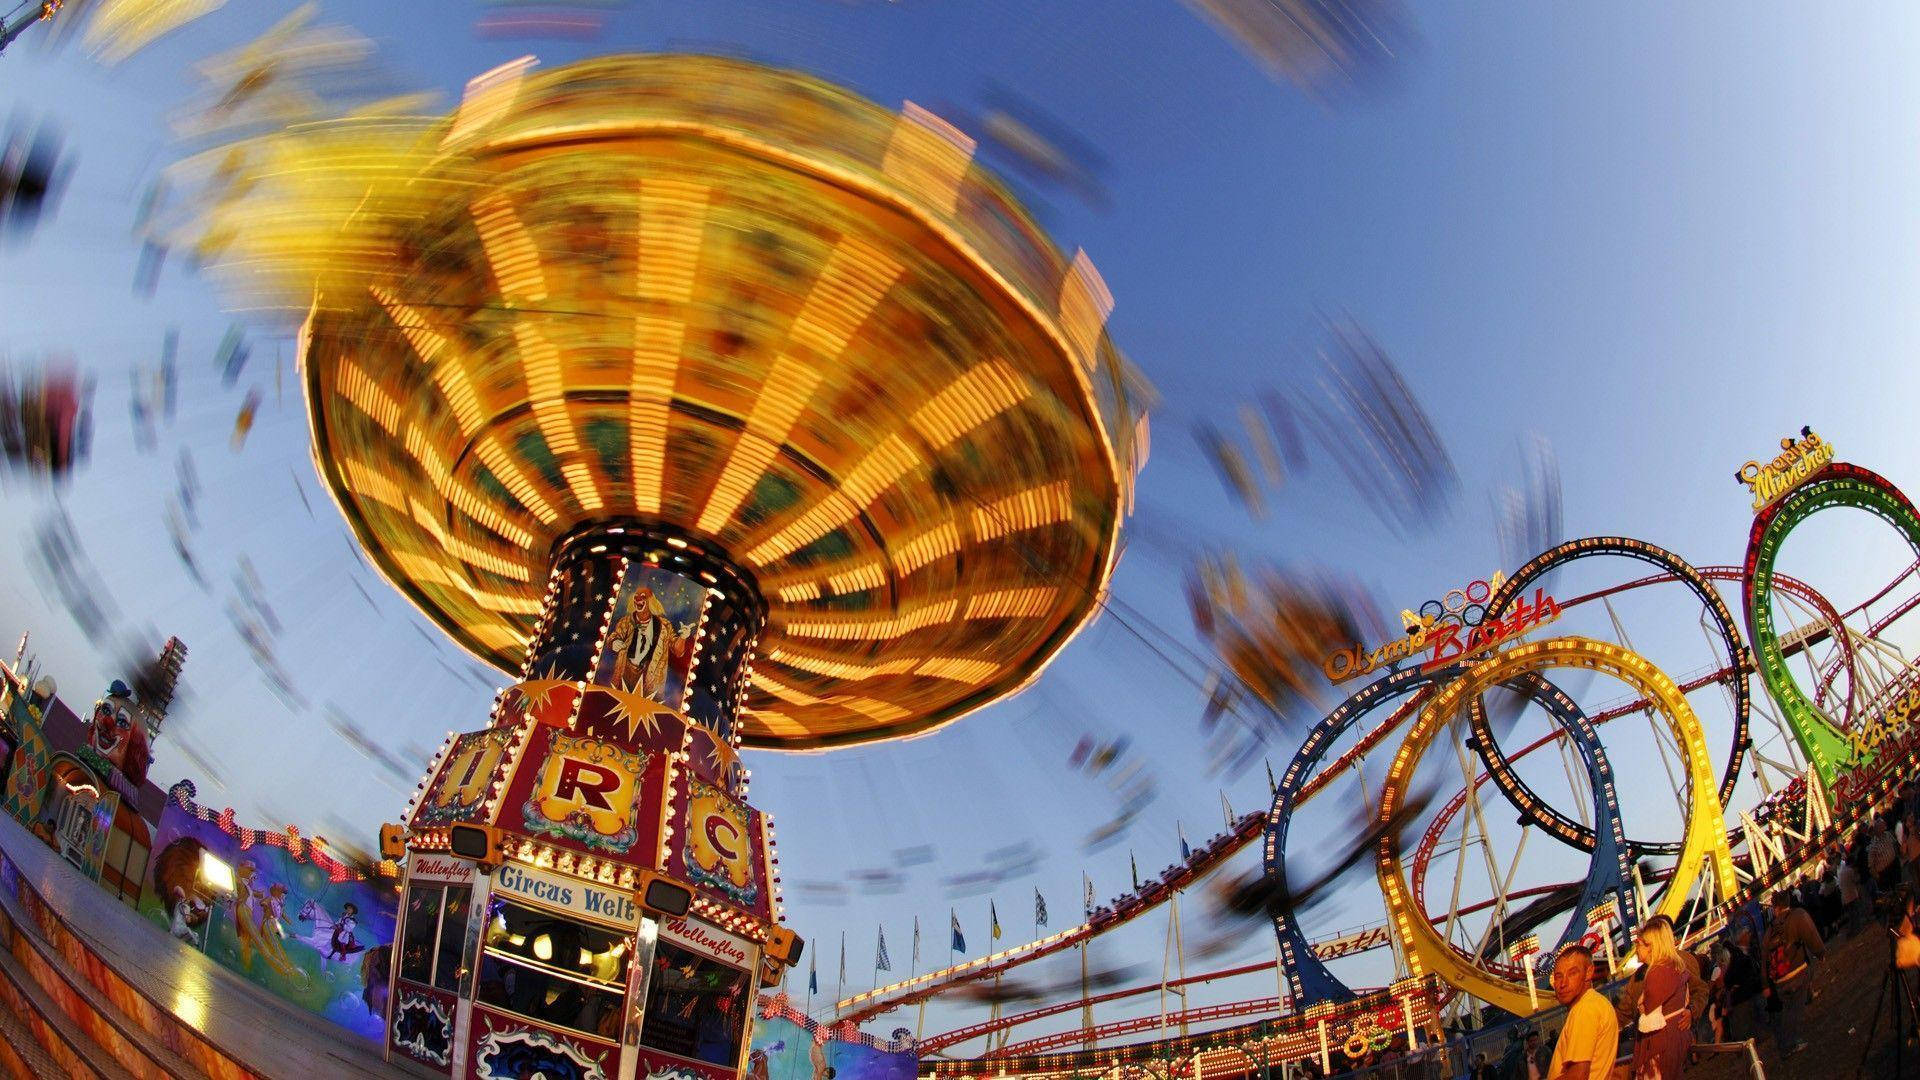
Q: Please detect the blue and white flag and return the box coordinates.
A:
[1034,888,1049,928]
[875,925,892,972]
[950,909,966,953]
[808,951,817,994]
[1179,821,1191,861]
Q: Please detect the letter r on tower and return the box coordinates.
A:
[552,757,621,811]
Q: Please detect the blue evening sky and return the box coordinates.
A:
[2,0,1917,1043]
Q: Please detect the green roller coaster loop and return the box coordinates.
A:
[1742,461,1920,793]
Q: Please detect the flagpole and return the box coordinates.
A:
[913,914,926,1040]
[1081,871,1094,1048]
[988,897,1002,1045]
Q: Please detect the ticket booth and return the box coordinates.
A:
[384,677,790,1079]
[380,534,798,1080]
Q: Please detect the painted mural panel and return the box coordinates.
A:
[667,777,770,919]
[391,981,458,1071]
[416,727,514,827]
[522,733,649,854]
[1,705,50,825]
[497,726,669,866]
[138,802,398,1041]
[468,1004,618,1080]
[747,1000,918,1080]
[594,564,707,709]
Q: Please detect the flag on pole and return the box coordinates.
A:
[950,909,966,953]
[912,916,921,968]
[990,900,1003,940]
[808,951,817,994]
[1222,789,1236,829]
[838,932,846,986]
[875,925,892,972]
[1034,888,1049,928]
[1130,850,1140,890]
[1265,759,1278,799]
[1084,873,1095,917]
[1179,821,1191,861]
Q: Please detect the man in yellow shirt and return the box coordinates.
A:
[1548,944,1620,1080]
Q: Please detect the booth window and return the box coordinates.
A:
[399,883,474,992]
[637,939,750,1066]
[475,898,630,1041]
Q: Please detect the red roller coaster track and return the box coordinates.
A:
[853,566,1878,1040]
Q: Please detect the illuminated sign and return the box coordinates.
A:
[493,860,639,928]
[1737,428,1832,512]
[521,732,647,855]
[1323,585,1561,683]
[658,914,752,968]
[1848,681,1920,758]
[1418,589,1560,671]
[408,853,477,885]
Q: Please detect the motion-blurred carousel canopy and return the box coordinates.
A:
[189,55,1149,749]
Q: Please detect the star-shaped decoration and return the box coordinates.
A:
[603,688,672,744]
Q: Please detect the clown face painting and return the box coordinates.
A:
[595,566,707,708]
[86,684,152,787]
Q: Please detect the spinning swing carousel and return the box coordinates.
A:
[193,54,1145,1079]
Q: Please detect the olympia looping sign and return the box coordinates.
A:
[1323,587,1561,684]
[1736,427,1833,512]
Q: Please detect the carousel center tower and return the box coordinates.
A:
[249,54,1145,1079]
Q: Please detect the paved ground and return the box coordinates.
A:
[0,810,416,1080]
[1688,918,1918,1080]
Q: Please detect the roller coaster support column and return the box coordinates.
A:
[1080,939,1093,1048]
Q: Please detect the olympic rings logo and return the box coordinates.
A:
[1342,1024,1395,1058]
[1413,574,1501,631]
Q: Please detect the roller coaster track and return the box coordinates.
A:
[994,997,1290,1057]
[921,961,1282,1053]
[851,567,1856,1024]
[915,533,1920,1072]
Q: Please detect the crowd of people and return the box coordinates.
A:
[1452,776,1920,1080]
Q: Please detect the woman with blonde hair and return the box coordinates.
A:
[1631,915,1693,1079]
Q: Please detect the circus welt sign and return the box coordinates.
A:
[493,860,639,928]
